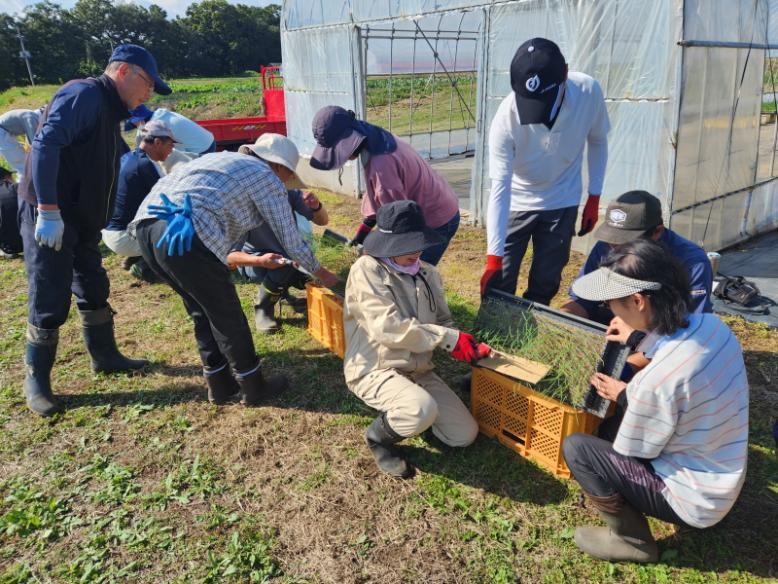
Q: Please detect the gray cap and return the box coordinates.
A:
[142,119,178,142]
[593,190,663,245]
[571,267,662,302]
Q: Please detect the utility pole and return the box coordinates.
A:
[15,24,35,86]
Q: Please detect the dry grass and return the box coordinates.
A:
[0,189,776,583]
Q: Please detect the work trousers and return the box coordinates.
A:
[563,433,685,525]
[0,188,22,255]
[493,206,578,305]
[135,219,258,373]
[421,211,460,266]
[350,368,479,447]
[102,228,142,258]
[20,200,110,329]
[238,261,308,294]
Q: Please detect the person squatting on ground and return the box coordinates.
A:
[482,37,610,304]
[309,105,460,265]
[562,238,748,563]
[561,190,713,325]
[128,151,339,407]
[18,44,171,417]
[0,167,23,258]
[150,107,216,173]
[227,134,329,333]
[0,108,41,182]
[343,201,490,478]
[102,119,178,282]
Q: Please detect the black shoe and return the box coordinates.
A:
[23,326,61,417]
[204,364,240,404]
[365,413,414,478]
[236,363,288,406]
[129,258,161,283]
[281,290,307,314]
[122,256,141,270]
[254,286,281,333]
[79,307,149,373]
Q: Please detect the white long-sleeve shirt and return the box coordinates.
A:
[486,72,610,256]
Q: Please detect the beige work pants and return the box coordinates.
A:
[350,368,478,447]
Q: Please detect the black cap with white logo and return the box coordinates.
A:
[510,37,567,125]
[593,190,664,245]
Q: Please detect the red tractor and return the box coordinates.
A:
[196,65,286,150]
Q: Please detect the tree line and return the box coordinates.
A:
[0,0,282,91]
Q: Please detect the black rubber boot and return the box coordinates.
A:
[253,286,281,333]
[204,364,240,404]
[23,325,61,417]
[236,363,288,406]
[365,413,414,479]
[79,306,149,373]
[129,258,161,283]
[281,289,307,314]
[574,494,659,563]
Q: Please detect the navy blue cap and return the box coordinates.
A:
[109,44,171,96]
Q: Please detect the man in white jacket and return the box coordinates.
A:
[481,38,610,305]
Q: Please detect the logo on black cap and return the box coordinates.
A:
[525,75,540,92]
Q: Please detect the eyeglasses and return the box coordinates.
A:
[132,66,154,90]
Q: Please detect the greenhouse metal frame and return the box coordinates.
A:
[282,0,778,252]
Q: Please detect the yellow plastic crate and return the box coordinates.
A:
[470,366,602,478]
[306,283,345,358]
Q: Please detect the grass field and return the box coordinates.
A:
[0,75,265,123]
[1,188,777,583]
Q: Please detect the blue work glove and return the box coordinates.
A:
[35,209,65,251]
[149,194,195,256]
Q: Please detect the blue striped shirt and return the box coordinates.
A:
[128,152,320,272]
[614,314,749,528]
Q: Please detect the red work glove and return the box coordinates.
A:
[450,332,477,362]
[480,255,503,296]
[474,342,492,360]
[450,333,491,363]
[349,220,374,246]
[578,194,600,236]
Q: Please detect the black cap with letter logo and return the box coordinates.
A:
[593,190,665,245]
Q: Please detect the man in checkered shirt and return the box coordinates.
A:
[129,151,339,406]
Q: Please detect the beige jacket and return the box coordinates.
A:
[343,255,460,386]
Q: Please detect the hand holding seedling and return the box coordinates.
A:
[605,316,636,345]
[590,372,626,401]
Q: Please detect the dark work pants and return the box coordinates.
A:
[238,262,307,294]
[135,219,258,373]
[20,200,109,329]
[563,433,686,525]
[421,211,460,266]
[493,206,577,305]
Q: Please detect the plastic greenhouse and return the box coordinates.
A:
[281,0,778,252]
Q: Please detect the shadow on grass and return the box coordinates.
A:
[404,437,571,506]
[59,383,206,409]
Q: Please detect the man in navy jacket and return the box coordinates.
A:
[17,44,171,416]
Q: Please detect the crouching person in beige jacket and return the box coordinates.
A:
[343,201,489,478]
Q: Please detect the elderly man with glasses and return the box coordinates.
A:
[17,44,172,417]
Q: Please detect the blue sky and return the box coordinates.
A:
[7,0,277,18]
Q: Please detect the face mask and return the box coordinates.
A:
[382,257,421,276]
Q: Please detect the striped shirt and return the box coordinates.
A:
[614,314,749,528]
[128,152,320,272]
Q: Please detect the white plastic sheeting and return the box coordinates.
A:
[281,0,778,251]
